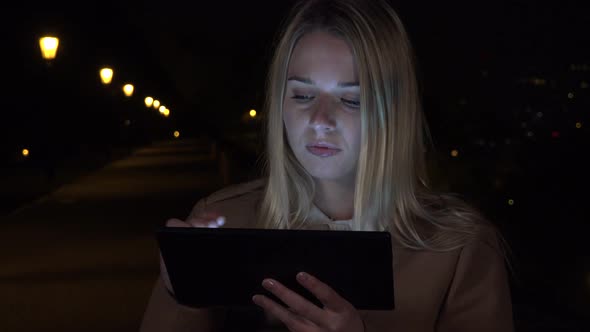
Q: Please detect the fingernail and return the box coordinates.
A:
[262,279,275,289]
[207,222,219,228]
[297,272,309,282]
[216,216,225,226]
[252,295,261,304]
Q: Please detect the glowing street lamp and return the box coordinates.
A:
[123,83,134,97]
[144,96,154,107]
[100,67,114,85]
[153,99,160,109]
[173,131,180,138]
[39,36,59,61]
[249,109,257,118]
[159,105,166,113]
[163,109,170,117]
[22,148,30,157]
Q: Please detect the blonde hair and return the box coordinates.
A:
[258,0,498,251]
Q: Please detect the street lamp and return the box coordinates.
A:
[100,67,113,85]
[144,96,154,107]
[39,36,59,64]
[123,83,134,97]
[153,99,160,109]
[158,105,166,114]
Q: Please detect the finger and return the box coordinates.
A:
[261,278,325,325]
[199,211,223,219]
[296,272,350,312]
[166,218,191,228]
[252,294,310,331]
[187,216,226,228]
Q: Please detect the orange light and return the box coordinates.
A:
[144,97,154,107]
[123,84,134,97]
[39,37,59,60]
[100,68,113,85]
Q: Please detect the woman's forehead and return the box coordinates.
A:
[288,31,358,83]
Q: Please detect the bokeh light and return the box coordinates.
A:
[123,84,134,97]
[39,37,59,60]
[144,97,154,107]
[100,68,113,85]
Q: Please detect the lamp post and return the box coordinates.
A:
[38,36,60,181]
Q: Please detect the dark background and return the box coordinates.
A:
[1,0,589,330]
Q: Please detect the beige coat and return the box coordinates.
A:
[140,179,514,331]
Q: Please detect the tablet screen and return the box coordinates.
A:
[157,227,394,310]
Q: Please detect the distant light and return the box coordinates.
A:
[504,138,511,145]
[144,97,154,107]
[521,122,527,128]
[153,100,160,109]
[124,119,131,126]
[123,84,134,97]
[159,105,166,114]
[451,149,459,157]
[22,148,30,157]
[39,36,59,60]
[508,199,514,206]
[173,131,180,138]
[163,109,170,117]
[576,122,583,129]
[100,68,113,85]
[536,112,543,118]
[581,81,589,89]
[568,92,574,99]
[551,131,560,138]
[249,109,257,118]
[458,98,467,106]
[531,78,546,86]
[527,131,534,137]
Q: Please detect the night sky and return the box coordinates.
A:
[2,0,590,327]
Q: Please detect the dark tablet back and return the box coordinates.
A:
[157,227,394,310]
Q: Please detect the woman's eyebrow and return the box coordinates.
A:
[287,76,359,88]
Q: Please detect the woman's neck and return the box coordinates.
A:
[313,179,355,221]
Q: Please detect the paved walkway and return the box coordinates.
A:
[1,138,222,332]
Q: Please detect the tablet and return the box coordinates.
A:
[157,226,394,310]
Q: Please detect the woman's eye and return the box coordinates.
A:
[292,95,315,102]
[341,98,360,108]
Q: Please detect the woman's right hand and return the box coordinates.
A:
[160,212,226,294]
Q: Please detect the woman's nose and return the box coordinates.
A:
[308,97,336,132]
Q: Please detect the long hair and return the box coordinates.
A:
[258,0,500,251]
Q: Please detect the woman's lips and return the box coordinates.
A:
[305,144,342,157]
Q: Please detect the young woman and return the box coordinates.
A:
[140,0,514,331]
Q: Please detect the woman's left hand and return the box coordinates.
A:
[252,272,365,332]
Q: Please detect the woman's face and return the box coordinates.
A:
[283,31,361,185]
